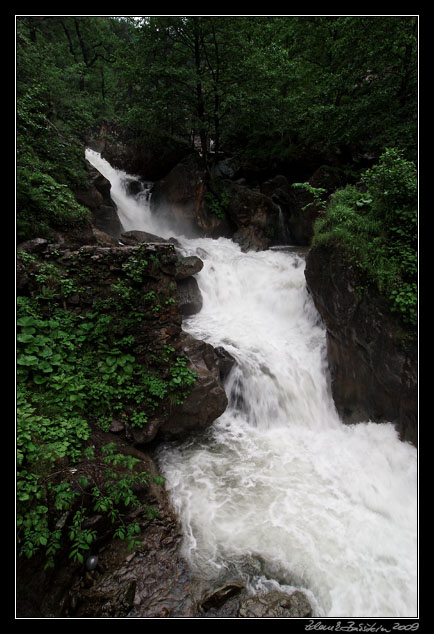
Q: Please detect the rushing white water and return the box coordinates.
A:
[85,148,173,237]
[85,150,418,618]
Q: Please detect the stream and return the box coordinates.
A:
[85,149,418,618]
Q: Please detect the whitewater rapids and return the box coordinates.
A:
[85,148,418,618]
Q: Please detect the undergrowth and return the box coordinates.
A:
[311,148,417,329]
[16,248,196,567]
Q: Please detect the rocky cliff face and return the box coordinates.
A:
[304,244,417,446]
[74,163,124,239]
[150,154,282,251]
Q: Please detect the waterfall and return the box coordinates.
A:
[85,150,418,618]
[85,148,170,237]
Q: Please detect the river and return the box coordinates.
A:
[85,148,418,618]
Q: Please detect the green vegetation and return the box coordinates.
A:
[114,16,417,167]
[204,186,231,220]
[292,182,328,212]
[17,248,196,567]
[312,149,417,328]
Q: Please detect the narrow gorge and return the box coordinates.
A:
[79,150,418,618]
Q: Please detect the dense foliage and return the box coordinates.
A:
[312,148,417,328]
[16,247,196,566]
[113,16,417,167]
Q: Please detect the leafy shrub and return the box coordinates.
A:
[361,147,417,221]
[311,149,417,328]
[17,163,90,242]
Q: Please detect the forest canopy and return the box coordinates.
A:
[17,15,417,168]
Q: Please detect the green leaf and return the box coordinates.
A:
[17,354,38,366]
[17,333,34,343]
[17,316,38,327]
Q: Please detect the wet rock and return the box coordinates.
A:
[200,583,244,613]
[214,346,236,382]
[68,577,137,617]
[238,590,312,618]
[109,419,125,433]
[85,556,99,571]
[160,333,228,439]
[125,417,161,446]
[224,181,280,252]
[93,227,120,246]
[120,230,168,245]
[305,244,417,445]
[17,237,49,253]
[75,164,124,240]
[232,225,267,252]
[151,153,233,239]
[175,255,204,280]
[176,276,203,316]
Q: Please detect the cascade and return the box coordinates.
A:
[85,149,418,618]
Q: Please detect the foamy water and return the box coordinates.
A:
[85,149,418,618]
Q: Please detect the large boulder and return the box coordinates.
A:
[75,163,124,239]
[151,154,235,239]
[224,181,280,251]
[176,277,203,317]
[304,244,417,446]
[159,334,228,439]
[175,255,204,280]
[120,230,178,246]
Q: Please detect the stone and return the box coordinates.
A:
[93,228,119,246]
[85,556,99,571]
[125,418,161,446]
[159,333,228,439]
[17,238,49,253]
[75,164,124,239]
[176,276,203,316]
[238,590,312,618]
[224,181,280,251]
[200,583,244,612]
[213,346,236,382]
[120,230,168,245]
[304,244,417,446]
[175,255,204,280]
[109,420,125,433]
[151,154,235,239]
[91,204,124,239]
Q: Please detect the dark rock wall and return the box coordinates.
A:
[305,244,417,446]
[75,164,124,239]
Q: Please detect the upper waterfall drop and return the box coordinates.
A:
[85,148,172,238]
